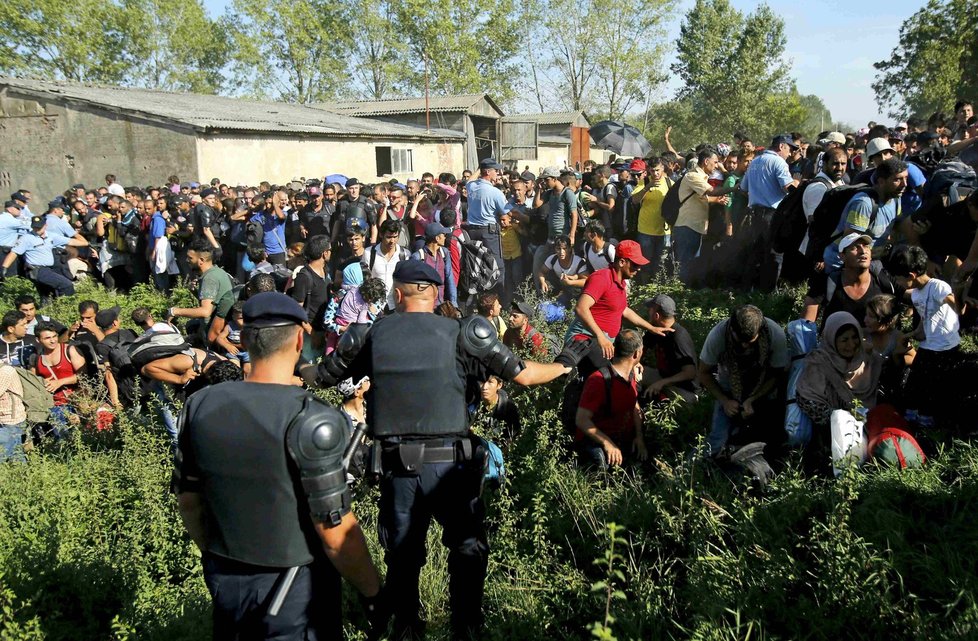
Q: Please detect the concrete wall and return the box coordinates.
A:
[0,91,198,199]
[194,135,465,185]
[514,145,609,173]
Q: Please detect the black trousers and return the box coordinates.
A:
[202,553,342,641]
[378,456,488,638]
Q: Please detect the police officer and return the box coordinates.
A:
[307,261,588,640]
[0,216,88,296]
[0,200,29,276]
[174,292,387,640]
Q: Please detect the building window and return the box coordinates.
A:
[376,147,413,175]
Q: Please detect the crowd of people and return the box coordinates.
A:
[1,97,978,640]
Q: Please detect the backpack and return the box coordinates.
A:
[582,239,618,272]
[12,368,55,425]
[458,240,501,296]
[245,218,264,246]
[803,184,876,263]
[868,427,926,469]
[128,331,194,371]
[103,331,140,405]
[660,175,693,227]
[770,176,833,254]
[68,341,102,380]
[923,161,977,205]
[367,245,410,272]
[560,363,614,436]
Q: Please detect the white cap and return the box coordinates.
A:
[106,183,125,197]
[824,132,846,144]
[838,232,873,253]
[865,138,894,159]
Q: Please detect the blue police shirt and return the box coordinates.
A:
[739,150,793,208]
[0,213,28,247]
[822,192,901,272]
[11,232,69,267]
[45,214,76,241]
[465,179,507,226]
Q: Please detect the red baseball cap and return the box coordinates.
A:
[628,159,647,172]
[616,240,649,265]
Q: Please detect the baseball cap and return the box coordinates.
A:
[866,138,894,158]
[71,183,85,190]
[95,306,120,329]
[825,132,846,144]
[424,221,452,240]
[647,294,677,318]
[888,130,905,141]
[10,192,26,203]
[479,157,503,171]
[189,181,200,189]
[616,239,649,265]
[838,232,872,253]
[294,191,310,201]
[173,194,189,204]
[345,178,361,188]
[47,199,65,211]
[628,159,647,172]
[771,134,799,150]
[4,200,18,210]
[307,186,322,196]
[200,187,217,199]
[520,171,536,182]
[393,260,443,286]
[510,300,534,317]
[539,166,561,179]
[243,292,308,328]
[30,215,45,230]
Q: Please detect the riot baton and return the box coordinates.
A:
[342,421,368,472]
[268,566,300,617]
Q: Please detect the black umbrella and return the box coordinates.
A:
[589,120,653,157]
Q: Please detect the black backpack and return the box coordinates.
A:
[245,218,264,246]
[68,340,102,380]
[560,363,614,437]
[923,161,977,205]
[803,184,876,263]
[458,240,501,296]
[660,175,693,227]
[103,330,140,406]
[770,176,833,254]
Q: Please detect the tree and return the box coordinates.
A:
[393,0,523,103]
[346,0,407,99]
[872,0,978,119]
[0,0,131,83]
[659,0,797,147]
[123,0,229,94]
[797,93,833,135]
[225,0,352,103]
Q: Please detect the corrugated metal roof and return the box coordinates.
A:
[502,111,591,126]
[0,77,464,140]
[317,94,504,118]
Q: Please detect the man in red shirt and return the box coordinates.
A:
[503,301,546,356]
[568,239,671,363]
[575,329,648,468]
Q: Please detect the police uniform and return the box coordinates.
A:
[174,293,376,640]
[312,261,584,640]
[4,217,74,296]
[0,202,28,276]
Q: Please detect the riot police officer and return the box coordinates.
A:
[307,261,588,640]
[174,292,386,640]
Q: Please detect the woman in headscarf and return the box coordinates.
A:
[796,312,883,467]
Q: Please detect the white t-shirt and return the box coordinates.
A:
[911,278,960,351]
[544,254,585,278]
[583,241,616,272]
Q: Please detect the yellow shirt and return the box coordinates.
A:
[674,167,711,235]
[631,181,670,236]
[501,226,522,259]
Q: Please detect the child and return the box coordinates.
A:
[217,302,248,367]
[862,293,915,406]
[886,245,959,427]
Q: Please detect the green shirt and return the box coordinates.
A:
[199,266,235,319]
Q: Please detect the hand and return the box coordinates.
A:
[69,321,81,334]
[81,318,99,332]
[722,399,741,417]
[43,379,61,393]
[644,379,666,397]
[555,339,591,369]
[648,325,674,338]
[718,196,730,206]
[632,438,648,461]
[225,344,240,356]
[180,369,199,384]
[741,398,755,417]
[300,226,308,238]
[603,441,623,467]
[725,223,733,237]
[597,335,614,360]
[540,281,551,294]
[633,363,644,379]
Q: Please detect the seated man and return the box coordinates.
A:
[503,301,546,356]
[574,329,648,469]
[640,294,698,404]
[698,305,788,457]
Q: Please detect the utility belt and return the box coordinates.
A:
[368,436,482,476]
[462,223,499,234]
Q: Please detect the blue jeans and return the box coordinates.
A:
[0,423,26,462]
[707,401,733,456]
[149,382,178,443]
[636,233,667,277]
[672,226,702,284]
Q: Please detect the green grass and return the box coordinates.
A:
[1,277,977,640]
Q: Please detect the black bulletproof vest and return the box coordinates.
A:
[185,382,322,567]
[367,313,468,438]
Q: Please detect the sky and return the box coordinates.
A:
[201,0,925,129]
